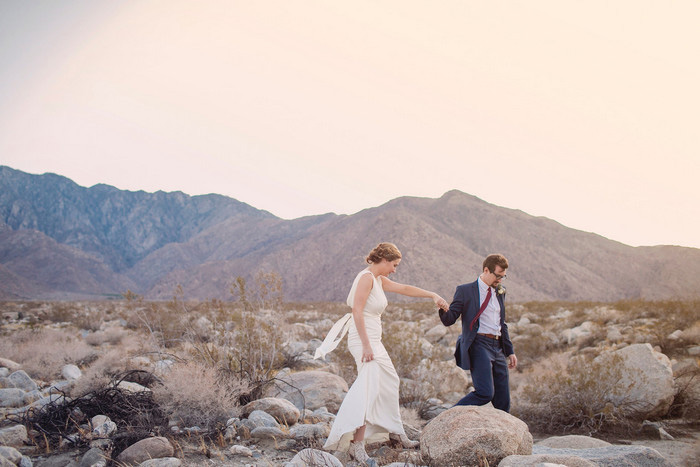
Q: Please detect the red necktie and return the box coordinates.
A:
[469,287,492,331]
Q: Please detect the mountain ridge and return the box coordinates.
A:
[1,165,699,302]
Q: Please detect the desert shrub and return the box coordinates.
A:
[0,328,96,381]
[515,351,647,435]
[153,360,248,430]
[70,348,134,396]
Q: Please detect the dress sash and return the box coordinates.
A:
[314,313,353,359]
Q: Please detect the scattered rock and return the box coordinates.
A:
[116,437,174,466]
[500,453,597,466]
[229,445,253,457]
[532,444,673,466]
[641,420,674,440]
[424,324,447,343]
[8,371,38,392]
[137,458,181,467]
[242,397,301,425]
[420,406,532,466]
[286,448,343,467]
[62,364,82,381]
[250,426,289,440]
[535,435,612,449]
[0,447,22,466]
[0,358,21,371]
[0,424,28,446]
[0,388,26,408]
[248,410,280,428]
[116,381,150,393]
[79,447,107,467]
[288,422,330,440]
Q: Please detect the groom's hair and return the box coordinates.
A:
[483,254,509,273]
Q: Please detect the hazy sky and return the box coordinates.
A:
[1,1,698,248]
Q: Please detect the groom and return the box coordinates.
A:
[439,254,517,412]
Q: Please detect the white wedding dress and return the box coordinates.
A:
[314,268,407,452]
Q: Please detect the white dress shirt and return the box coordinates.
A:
[477,276,501,336]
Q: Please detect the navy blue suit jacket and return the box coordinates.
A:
[439,280,514,370]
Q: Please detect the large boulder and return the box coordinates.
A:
[420,406,532,466]
[0,425,28,447]
[265,370,348,413]
[242,397,300,425]
[595,343,674,418]
[286,448,342,467]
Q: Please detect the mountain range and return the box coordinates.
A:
[1,165,699,302]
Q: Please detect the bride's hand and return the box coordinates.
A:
[361,344,374,363]
[433,294,448,310]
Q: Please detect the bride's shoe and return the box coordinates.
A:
[348,441,370,463]
[390,433,419,448]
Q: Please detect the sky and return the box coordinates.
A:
[1,1,699,249]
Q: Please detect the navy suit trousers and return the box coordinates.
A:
[455,334,510,412]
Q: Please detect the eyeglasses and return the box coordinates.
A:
[491,271,507,280]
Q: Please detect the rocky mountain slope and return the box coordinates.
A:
[2,165,699,301]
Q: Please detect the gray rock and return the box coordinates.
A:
[229,445,253,457]
[242,397,301,425]
[0,368,8,378]
[8,370,38,392]
[535,435,612,449]
[499,453,596,466]
[0,457,15,467]
[286,448,343,467]
[22,389,43,405]
[595,343,674,419]
[137,459,181,467]
[0,358,21,371]
[641,420,674,440]
[116,437,174,465]
[79,447,107,467]
[0,388,26,408]
[19,455,33,467]
[250,426,289,439]
[30,452,79,467]
[62,364,82,381]
[289,422,330,440]
[0,447,22,466]
[420,406,532,466]
[532,445,673,466]
[248,409,280,428]
[0,424,28,446]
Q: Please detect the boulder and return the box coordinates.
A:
[0,425,28,446]
[500,453,596,466]
[420,406,532,466]
[62,364,82,380]
[535,435,611,449]
[0,388,26,408]
[416,359,469,400]
[116,437,174,465]
[138,459,181,467]
[424,324,447,343]
[0,447,22,466]
[0,358,21,371]
[79,447,107,467]
[8,370,37,392]
[229,445,253,457]
[595,343,674,418]
[116,381,150,393]
[242,397,300,425]
[248,410,280,428]
[286,448,343,467]
[250,426,289,440]
[532,445,672,466]
[265,370,348,413]
[288,422,330,440]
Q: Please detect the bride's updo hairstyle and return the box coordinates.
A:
[366,242,402,264]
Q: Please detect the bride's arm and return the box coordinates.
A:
[352,274,375,362]
[380,276,448,310]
